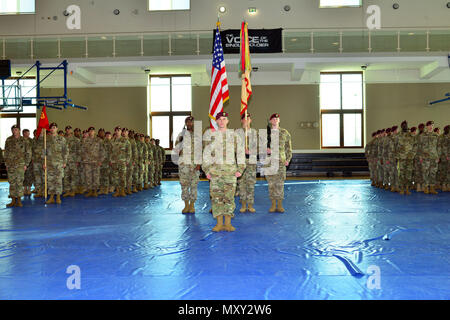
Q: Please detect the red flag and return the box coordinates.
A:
[36,105,50,138]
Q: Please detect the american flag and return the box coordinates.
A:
[209,25,229,130]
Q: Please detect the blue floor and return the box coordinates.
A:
[0,180,449,300]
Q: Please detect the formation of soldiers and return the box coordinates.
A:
[3,123,166,207]
[365,120,449,195]
[174,113,293,233]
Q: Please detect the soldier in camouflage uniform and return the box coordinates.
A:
[202,112,246,232]
[128,130,138,194]
[376,129,386,188]
[22,129,33,196]
[63,126,81,197]
[100,131,113,194]
[31,130,45,198]
[44,123,68,205]
[264,113,292,213]
[395,121,417,195]
[413,124,425,191]
[144,136,152,189]
[387,126,400,192]
[111,126,131,197]
[438,125,449,192]
[365,132,377,186]
[174,116,201,214]
[417,121,439,194]
[155,139,165,185]
[149,138,157,187]
[236,113,258,213]
[136,134,147,191]
[81,127,105,197]
[4,125,32,207]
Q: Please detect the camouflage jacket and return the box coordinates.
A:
[111,137,131,164]
[46,134,68,165]
[4,135,32,167]
[65,135,81,163]
[268,127,292,164]
[102,139,112,167]
[417,131,439,159]
[202,129,246,178]
[235,127,259,165]
[32,135,45,163]
[145,142,154,164]
[437,134,447,160]
[81,136,105,163]
[174,129,202,165]
[129,138,138,164]
[396,131,417,160]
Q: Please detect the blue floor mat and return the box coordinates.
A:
[0,180,449,300]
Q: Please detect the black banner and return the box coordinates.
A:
[214,28,282,54]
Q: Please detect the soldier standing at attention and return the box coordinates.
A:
[396,121,417,195]
[175,116,201,214]
[155,139,165,185]
[111,127,131,197]
[438,125,449,192]
[144,136,152,189]
[202,112,245,232]
[82,127,104,197]
[418,121,439,194]
[22,129,33,196]
[237,113,258,213]
[63,126,81,198]
[376,129,386,188]
[365,132,376,187]
[4,125,31,207]
[264,113,292,213]
[371,130,381,187]
[44,123,68,205]
[129,131,139,193]
[137,134,147,191]
[149,138,157,187]
[31,129,45,198]
[414,124,425,191]
[123,128,134,194]
[100,131,113,194]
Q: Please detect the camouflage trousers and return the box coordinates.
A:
[437,159,448,185]
[63,162,79,192]
[137,163,144,185]
[398,159,414,187]
[383,159,398,187]
[112,162,127,188]
[143,162,149,185]
[156,164,162,183]
[413,158,423,185]
[84,163,100,189]
[238,162,257,204]
[23,163,34,187]
[148,164,155,186]
[422,159,438,186]
[100,166,110,188]
[80,163,86,188]
[178,164,199,201]
[210,175,237,218]
[368,160,376,182]
[377,161,384,184]
[126,164,134,188]
[47,162,64,195]
[7,164,25,197]
[33,161,44,192]
[133,164,139,186]
[265,163,287,200]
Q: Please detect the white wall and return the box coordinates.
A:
[1,0,450,36]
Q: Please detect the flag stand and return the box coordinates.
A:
[44,128,47,200]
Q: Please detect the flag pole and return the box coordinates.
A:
[44,128,47,200]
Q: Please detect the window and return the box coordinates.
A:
[320,0,361,8]
[149,75,191,149]
[1,78,36,149]
[320,72,363,148]
[0,0,35,15]
[148,0,190,11]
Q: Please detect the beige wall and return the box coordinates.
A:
[41,87,148,134]
[40,83,449,150]
[366,83,450,138]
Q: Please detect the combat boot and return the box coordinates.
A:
[6,198,16,208]
[212,215,224,232]
[247,203,256,213]
[112,188,120,197]
[120,188,127,197]
[416,184,422,192]
[137,185,143,191]
[269,200,277,213]
[132,186,138,193]
[423,186,430,194]
[405,186,411,195]
[399,187,405,195]
[239,201,247,213]
[46,195,55,204]
[223,215,236,232]
[429,186,438,195]
[188,201,195,213]
[276,200,285,213]
[126,187,132,195]
[85,190,92,198]
[443,184,448,192]
[63,191,72,198]
[55,194,62,204]
[390,185,395,192]
[34,190,42,198]
[92,189,98,197]
[182,201,189,214]
[15,197,23,207]
[143,183,149,190]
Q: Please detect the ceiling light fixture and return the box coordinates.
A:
[219,6,226,13]
[248,7,257,15]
